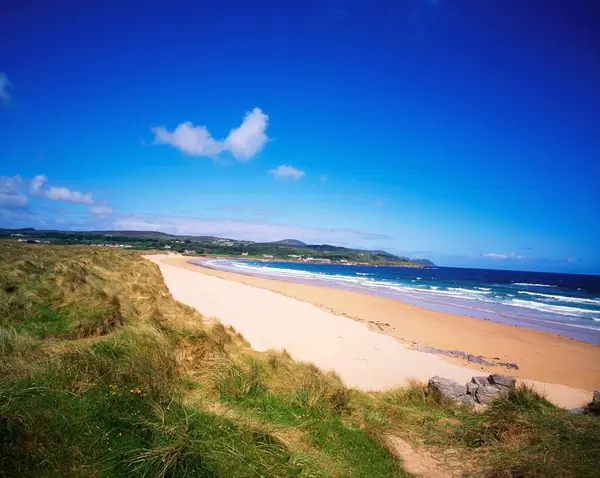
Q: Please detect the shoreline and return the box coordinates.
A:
[199,257,600,344]
[159,255,600,394]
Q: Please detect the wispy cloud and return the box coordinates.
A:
[90,205,112,216]
[320,175,328,182]
[268,165,305,180]
[152,107,269,161]
[483,252,526,260]
[30,175,94,204]
[0,175,28,209]
[113,214,391,245]
[0,73,11,102]
[0,193,28,209]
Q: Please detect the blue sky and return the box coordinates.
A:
[1,0,599,273]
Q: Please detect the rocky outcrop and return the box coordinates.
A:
[584,390,600,416]
[428,374,516,407]
[417,346,519,370]
[428,376,475,406]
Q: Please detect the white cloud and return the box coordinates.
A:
[152,122,223,157]
[0,175,28,208]
[90,206,112,216]
[483,252,526,260]
[152,107,269,161]
[30,175,94,204]
[268,164,305,180]
[113,214,391,245]
[0,73,10,102]
[224,108,269,160]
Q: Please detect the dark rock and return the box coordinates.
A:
[428,376,466,400]
[428,376,476,407]
[466,382,479,395]
[471,376,490,387]
[458,394,476,407]
[417,345,438,354]
[475,385,504,405]
[470,375,516,404]
[489,374,517,392]
[585,391,600,416]
[465,353,486,364]
[428,373,519,407]
[416,346,519,370]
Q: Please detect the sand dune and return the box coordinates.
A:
[147,255,594,409]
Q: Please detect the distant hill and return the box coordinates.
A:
[412,259,435,267]
[266,239,307,247]
[92,230,173,239]
[0,228,434,266]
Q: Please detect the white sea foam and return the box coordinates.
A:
[213,261,493,303]
[513,282,555,288]
[448,287,489,295]
[207,260,598,323]
[518,291,600,306]
[506,299,595,317]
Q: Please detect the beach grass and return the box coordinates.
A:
[1,242,599,477]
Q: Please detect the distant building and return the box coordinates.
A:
[288,254,301,258]
[304,257,330,263]
[183,249,195,254]
[164,245,171,249]
[241,252,248,256]
[263,254,274,258]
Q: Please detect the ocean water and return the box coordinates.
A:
[198,259,600,344]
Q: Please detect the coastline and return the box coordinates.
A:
[196,254,425,268]
[160,255,600,394]
[199,257,600,344]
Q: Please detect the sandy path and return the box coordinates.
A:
[148,255,593,408]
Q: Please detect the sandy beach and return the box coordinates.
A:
[148,255,600,408]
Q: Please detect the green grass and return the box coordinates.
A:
[1,242,599,477]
